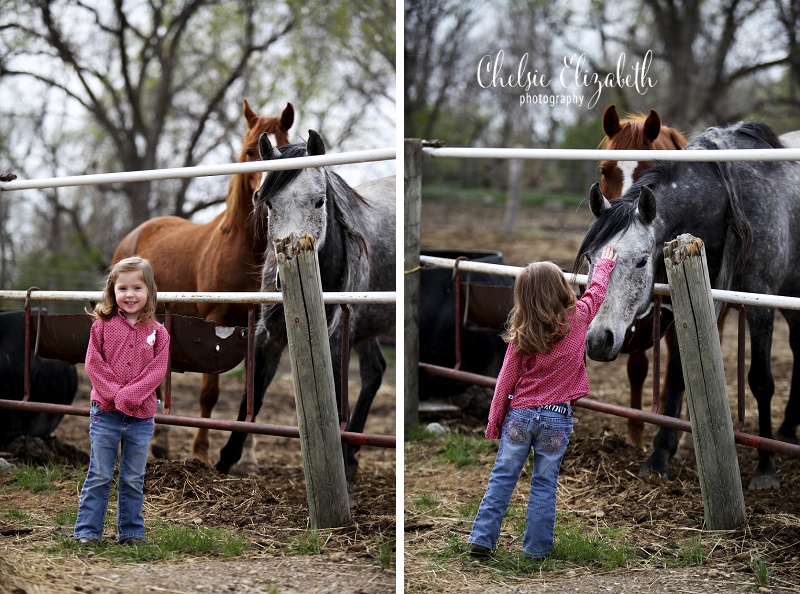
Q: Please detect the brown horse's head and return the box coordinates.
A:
[240,99,295,193]
[220,100,294,236]
[598,104,687,199]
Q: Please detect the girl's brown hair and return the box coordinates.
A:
[504,261,576,356]
[90,257,158,326]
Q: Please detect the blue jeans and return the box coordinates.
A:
[469,406,573,558]
[74,404,154,542]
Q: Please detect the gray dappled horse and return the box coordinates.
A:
[215,130,395,507]
[574,120,800,490]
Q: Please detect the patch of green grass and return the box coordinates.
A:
[457,498,480,519]
[375,529,394,570]
[427,515,635,577]
[414,493,440,511]
[8,463,70,493]
[750,550,770,588]
[662,535,705,568]
[405,425,436,442]
[440,432,495,467]
[553,520,634,571]
[52,508,77,527]
[3,509,33,524]
[49,522,248,563]
[680,535,704,566]
[287,529,322,555]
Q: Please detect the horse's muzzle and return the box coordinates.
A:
[586,328,621,362]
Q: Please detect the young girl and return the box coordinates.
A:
[74,256,170,546]
[468,245,617,559]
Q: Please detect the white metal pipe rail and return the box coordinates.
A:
[420,255,800,311]
[0,290,397,305]
[0,148,396,192]
[423,147,800,162]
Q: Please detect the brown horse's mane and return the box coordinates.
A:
[218,106,293,236]
[598,111,688,150]
[218,164,255,236]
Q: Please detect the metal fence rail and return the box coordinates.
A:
[1,145,398,449]
[416,255,800,460]
[406,140,800,461]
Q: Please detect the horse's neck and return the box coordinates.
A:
[220,173,256,236]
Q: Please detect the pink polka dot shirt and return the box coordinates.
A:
[486,257,615,439]
[85,309,171,419]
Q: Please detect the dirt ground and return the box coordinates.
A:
[405,200,800,593]
[0,352,396,593]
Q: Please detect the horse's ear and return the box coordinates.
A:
[258,132,277,160]
[307,130,326,156]
[281,103,294,130]
[643,109,662,143]
[589,182,611,217]
[243,99,259,129]
[637,186,657,224]
[603,104,621,138]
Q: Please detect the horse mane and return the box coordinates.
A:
[219,129,262,236]
[573,193,641,274]
[598,111,688,150]
[692,120,784,290]
[218,172,254,235]
[253,140,371,258]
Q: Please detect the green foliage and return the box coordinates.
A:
[287,529,322,555]
[457,498,480,519]
[2,509,33,524]
[50,523,248,563]
[11,234,105,312]
[429,517,635,577]
[552,519,635,571]
[413,493,440,511]
[52,509,78,527]
[375,529,394,570]
[679,535,705,567]
[440,432,496,467]
[405,425,437,442]
[750,551,770,588]
[8,463,69,493]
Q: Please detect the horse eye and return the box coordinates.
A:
[315,197,325,209]
[600,168,609,179]
[636,257,648,268]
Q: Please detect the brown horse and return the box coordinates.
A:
[113,99,294,469]
[598,104,687,448]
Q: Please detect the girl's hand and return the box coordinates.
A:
[601,244,618,262]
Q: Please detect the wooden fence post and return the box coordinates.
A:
[664,233,747,530]
[404,139,422,431]
[276,233,351,529]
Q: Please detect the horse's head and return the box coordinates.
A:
[575,183,657,361]
[253,130,330,254]
[598,104,684,199]
[241,99,295,193]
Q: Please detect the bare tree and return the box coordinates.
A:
[2,0,294,226]
[0,0,395,290]
[404,0,479,140]
[586,0,791,126]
